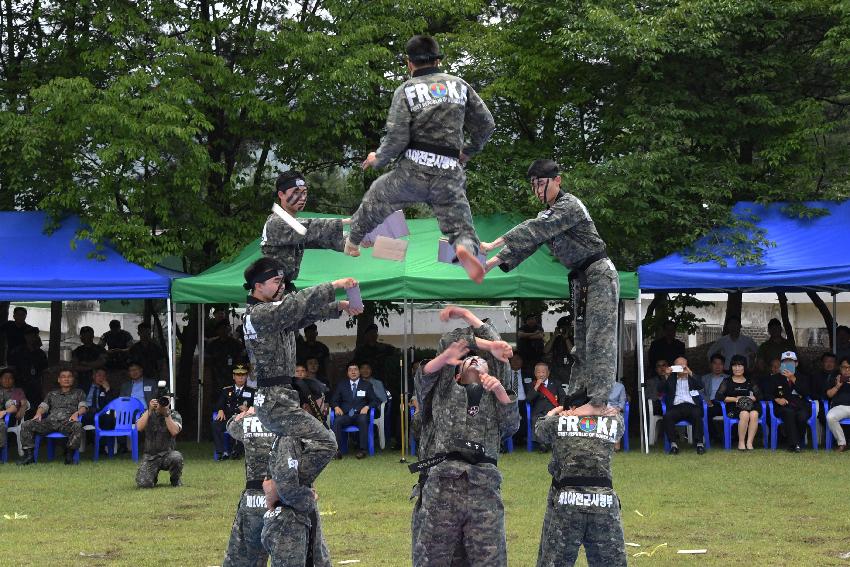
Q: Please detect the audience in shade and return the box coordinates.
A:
[1,307,37,362]
[714,355,762,450]
[825,356,850,452]
[544,315,574,384]
[206,320,245,391]
[836,326,850,363]
[645,359,669,415]
[526,361,564,451]
[7,326,47,414]
[72,326,107,392]
[297,324,331,379]
[128,322,165,380]
[648,320,685,373]
[83,368,118,431]
[756,318,795,372]
[702,354,728,422]
[707,316,758,371]
[351,324,397,380]
[507,354,529,446]
[0,368,28,452]
[120,361,158,407]
[516,314,545,376]
[18,369,87,465]
[330,363,380,459]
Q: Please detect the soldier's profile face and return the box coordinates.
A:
[255,276,283,301]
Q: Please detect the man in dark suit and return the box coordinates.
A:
[212,364,256,460]
[659,356,706,455]
[526,361,565,451]
[119,361,158,407]
[330,363,380,459]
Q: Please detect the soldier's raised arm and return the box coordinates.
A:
[462,84,495,159]
[373,86,413,168]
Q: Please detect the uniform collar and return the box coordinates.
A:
[412,66,440,77]
[247,295,262,305]
[546,191,566,210]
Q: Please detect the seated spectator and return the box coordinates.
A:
[0,368,28,452]
[707,316,758,371]
[648,320,685,372]
[7,327,47,414]
[128,322,165,380]
[544,315,574,383]
[18,369,87,465]
[526,361,565,451]
[646,359,669,415]
[120,361,158,407]
[768,351,811,453]
[702,354,728,422]
[756,318,795,372]
[0,306,37,360]
[297,324,331,378]
[83,368,119,431]
[206,320,245,391]
[757,357,781,399]
[72,326,107,392]
[607,380,627,451]
[825,356,850,452]
[135,395,183,487]
[516,314,545,375]
[659,356,705,455]
[305,357,328,387]
[294,363,329,419]
[330,363,380,459]
[714,355,762,450]
[212,364,255,460]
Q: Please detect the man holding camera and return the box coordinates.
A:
[135,392,183,488]
[658,356,706,455]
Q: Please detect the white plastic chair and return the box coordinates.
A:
[6,400,29,456]
[373,401,387,450]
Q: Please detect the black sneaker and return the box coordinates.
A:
[696,444,706,455]
[171,477,182,487]
[64,450,76,465]
[793,445,802,453]
[17,449,35,466]
[219,452,230,461]
[670,444,680,455]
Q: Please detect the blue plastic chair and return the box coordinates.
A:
[715,400,768,450]
[34,414,83,463]
[769,400,819,451]
[622,402,630,452]
[0,413,9,463]
[824,400,850,450]
[525,402,535,452]
[661,400,710,452]
[212,412,233,461]
[94,397,145,462]
[330,407,375,455]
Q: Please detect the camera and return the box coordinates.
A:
[669,365,684,373]
[157,380,173,407]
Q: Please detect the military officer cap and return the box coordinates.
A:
[406,35,444,63]
[232,364,249,375]
[527,159,560,180]
[243,256,284,290]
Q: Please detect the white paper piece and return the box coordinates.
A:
[634,510,645,517]
[677,550,707,554]
[272,203,307,235]
[337,561,361,565]
[371,236,408,261]
[625,542,641,547]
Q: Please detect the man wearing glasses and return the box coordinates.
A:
[482,159,618,417]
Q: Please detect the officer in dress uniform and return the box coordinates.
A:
[213,364,256,460]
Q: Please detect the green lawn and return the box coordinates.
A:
[3,443,850,566]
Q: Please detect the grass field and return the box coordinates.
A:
[3,442,850,566]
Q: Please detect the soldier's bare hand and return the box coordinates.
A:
[263,479,279,511]
[484,257,502,274]
[546,405,564,417]
[361,152,378,170]
[441,340,469,367]
[439,306,470,322]
[332,277,358,290]
[481,374,510,403]
[488,340,513,362]
[149,399,160,412]
[312,488,319,501]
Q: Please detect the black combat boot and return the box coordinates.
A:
[64,448,77,465]
[17,449,35,466]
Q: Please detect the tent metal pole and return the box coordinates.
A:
[197,304,205,443]
[401,298,409,462]
[166,297,176,408]
[833,292,838,354]
[616,300,625,378]
[635,291,649,454]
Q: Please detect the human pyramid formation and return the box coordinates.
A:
[226,35,626,567]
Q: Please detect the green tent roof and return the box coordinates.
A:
[171,213,638,303]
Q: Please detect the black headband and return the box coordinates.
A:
[278,177,306,192]
[243,268,283,290]
[408,52,444,63]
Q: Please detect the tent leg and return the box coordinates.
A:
[401,298,409,462]
[616,300,625,378]
[166,297,176,408]
[197,304,205,443]
[635,291,649,454]
[833,293,838,354]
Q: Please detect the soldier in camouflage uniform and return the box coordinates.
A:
[135,397,183,487]
[534,402,626,567]
[411,306,518,567]
[241,257,360,491]
[261,170,349,284]
[483,159,619,416]
[349,35,496,283]
[18,369,87,465]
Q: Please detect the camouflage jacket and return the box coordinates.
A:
[535,412,623,497]
[373,68,495,170]
[242,283,341,384]
[38,388,87,421]
[415,322,519,485]
[227,413,277,482]
[260,215,346,283]
[142,409,182,456]
[499,192,608,271]
[267,435,315,516]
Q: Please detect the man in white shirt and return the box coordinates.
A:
[707,316,757,371]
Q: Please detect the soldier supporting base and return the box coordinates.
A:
[534,403,626,567]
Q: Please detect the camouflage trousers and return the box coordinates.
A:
[255,386,337,484]
[261,506,311,567]
[348,160,480,256]
[536,486,626,567]
[135,450,183,488]
[411,481,468,566]
[20,418,83,451]
[223,489,269,567]
[0,418,6,448]
[569,259,619,407]
[413,473,506,567]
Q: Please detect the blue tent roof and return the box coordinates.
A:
[637,201,850,293]
[0,211,173,300]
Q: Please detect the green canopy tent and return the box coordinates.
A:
[171,212,638,444]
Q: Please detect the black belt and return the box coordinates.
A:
[408,450,497,474]
[246,479,264,490]
[568,251,608,323]
[257,375,293,388]
[406,141,461,159]
[552,475,613,490]
[569,250,609,277]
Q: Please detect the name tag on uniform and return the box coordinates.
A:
[243,392,252,398]
[689,390,699,397]
[246,494,266,508]
[356,391,366,397]
[558,491,615,508]
[523,378,532,384]
[144,386,152,392]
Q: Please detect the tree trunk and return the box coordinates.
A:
[177,304,199,429]
[777,292,796,347]
[143,298,153,328]
[807,292,834,349]
[723,292,743,334]
[642,293,668,338]
[355,301,377,346]
[48,300,62,365]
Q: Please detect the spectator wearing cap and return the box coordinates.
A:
[648,320,686,373]
[544,315,574,383]
[212,364,255,460]
[72,326,107,392]
[825,356,850,452]
[128,322,165,380]
[120,361,158,407]
[767,351,811,452]
[7,326,47,413]
[756,318,795,372]
[330,363,380,459]
[352,323,397,378]
[707,316,758,371]
[296,323,331,379]
[658,356,706,455]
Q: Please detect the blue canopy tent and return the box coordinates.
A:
[0,211,180,396]
[634,201,850,452]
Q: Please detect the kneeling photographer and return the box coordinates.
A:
[136,382,183,488]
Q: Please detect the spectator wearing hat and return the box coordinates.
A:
[544,315,574,383]
[767,351,811,452]
[212,364,255,460]
[825,356,850,452]
[756,318,795,372]
[707,316,758,371]
[120,361,158,407]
